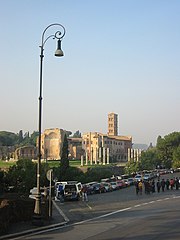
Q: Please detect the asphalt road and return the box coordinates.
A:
[18,173,180,240]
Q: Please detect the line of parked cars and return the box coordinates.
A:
[29,169,180,201]
[84,176,134,196]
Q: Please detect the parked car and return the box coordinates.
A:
[110,181,119,190]
[134,175,143,182]
[92,183,106,193]
[128,178,134,185]
[116,180,126,189]
[84,184,95,195]
[29,187,47,200]
[63,182,82,201]
[123,179,131,187]
[143,174,151,181]
[101,182,113,192]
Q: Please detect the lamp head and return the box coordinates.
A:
[55,39,64,57]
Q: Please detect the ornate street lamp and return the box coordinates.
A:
[33,23,65,224]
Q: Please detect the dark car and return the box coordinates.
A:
[92,183,106,193]
[85,184,95,195]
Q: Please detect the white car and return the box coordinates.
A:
[110,181,118,190]
[134,175,142,182]
[29,187,47,199]
[123,179,131,187]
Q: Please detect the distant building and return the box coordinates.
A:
[0,146,15,160]
[39,128,83,161]
[108,112,118,136]
[82,132,132,164]
[39,128,65,160]
[36,112,132,164]
[68,137,84,160]
[14,145,37,160]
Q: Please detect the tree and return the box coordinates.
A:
[72,130,81,138]
[140,148,160,170]
[18,130,23,143]
[65,131,72,137]
[30,131,39,146]
[3,159,50,194]
[156,132,180,169]
[125,161,141,175]
[0,131,19,146]
[172,146,180,169]
[59,134,69,178]
[4,159,37,194]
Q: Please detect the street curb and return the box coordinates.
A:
[0,221,68,240]
[0,200,69,240]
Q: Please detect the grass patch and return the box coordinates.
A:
[0,160,16,169]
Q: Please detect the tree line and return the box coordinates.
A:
[126,132,180,174]
[0,130,39,147]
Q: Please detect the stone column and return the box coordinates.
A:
[128,148,131,162]
[103,147,106,165]
[81,155,84,166]
[95,148,98,165]
[107,148,110,164]
[85,151,88,165]
[99,147,102,164]
[90,148,93,165]
[134,149,137,162]
[131,149,134,162]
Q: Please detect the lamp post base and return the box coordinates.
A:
[32,213,43,226]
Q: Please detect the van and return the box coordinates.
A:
[63,181,82,201]
[29,187,47,199]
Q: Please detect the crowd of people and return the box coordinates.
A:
[135,177,180,195]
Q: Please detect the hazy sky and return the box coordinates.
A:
[0,0,179,145]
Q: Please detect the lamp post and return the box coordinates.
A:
[33,23,65,223]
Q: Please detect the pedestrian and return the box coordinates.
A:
[156,180,161,193]
[138,180,143,195]
[144,181,151,194]
[161,179,166,192]
[57,184,64,202]
[151,180,155,193]
[166,179,170,190]
[170,178,174,190]
[175,177,179,190]
[81,184,88,202]
[134,181,139,195]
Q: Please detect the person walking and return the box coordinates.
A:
[135,181,139,195]
[161,179,166,192]
[56,184,64,202]
[166,179,170,190]
[175,177,179,190]
[138,180,143,195]
[156,180,161,193]
[170,178,174,190]
[151,179,155,193]
[81,184,88,202]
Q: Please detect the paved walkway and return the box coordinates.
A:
[0,200,68,240]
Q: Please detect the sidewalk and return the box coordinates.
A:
[0,200,69,240]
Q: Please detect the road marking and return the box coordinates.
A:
[52,200,69,222]
[13,194,180,239]
[86,203,92,209]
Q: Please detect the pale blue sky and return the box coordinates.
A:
[0,0,179,145]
